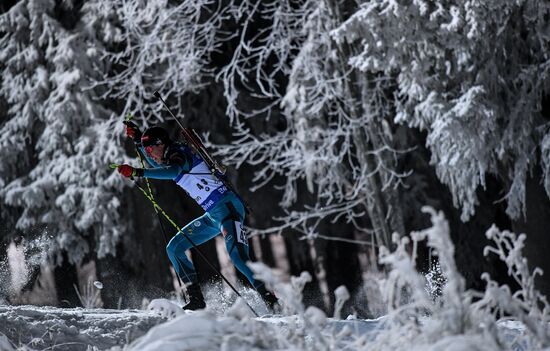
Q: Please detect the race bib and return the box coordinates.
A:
[235,222,248,245]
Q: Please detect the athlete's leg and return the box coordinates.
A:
[211,194,279,308]
[210,196,264,289]
[166,213,218,284]
[222,219,265,289]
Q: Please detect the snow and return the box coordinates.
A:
[0,299,384,351]
[0,300,528,351]
[0,304,166,351]
[2,209,543,350]
[333,285,350,319]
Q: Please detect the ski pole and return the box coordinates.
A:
[123,114,188,299]
[110,164,260,317]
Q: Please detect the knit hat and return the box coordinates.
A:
[141,126,170,146]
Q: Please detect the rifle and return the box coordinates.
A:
[153,91,252,214]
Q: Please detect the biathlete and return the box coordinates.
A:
[116,123,277,310]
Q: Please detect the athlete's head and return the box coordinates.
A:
[141,126,171,164]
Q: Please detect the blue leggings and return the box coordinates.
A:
[166,192,261,289]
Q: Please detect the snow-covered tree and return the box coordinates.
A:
[85,0,229,124]
[216,0,408,248]
[0,0,127,264]
[4,0,548,309]
[0,0,227,262]
[333,0,550,221]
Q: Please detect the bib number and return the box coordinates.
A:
[235,222,248,246]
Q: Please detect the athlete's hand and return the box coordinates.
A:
[124,121,142,142]
[117,164,143,178]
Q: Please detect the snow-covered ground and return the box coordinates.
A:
[0,297,377,351]
[0,298,526,351]
[0,304,165,350]
[0,209,545,351]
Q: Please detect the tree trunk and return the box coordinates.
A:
[282,232,323,308]
[259,236,276,267]
[54,253,80,308]
[324,0,406,249]
[0,238,9,302]
[322,224,362,316]
[512,167,550,297]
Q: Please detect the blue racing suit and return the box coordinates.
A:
[138,142,262,289]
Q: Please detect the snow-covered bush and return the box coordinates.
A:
[74,279,103,309]
[369,206,550,350]
[136,208,549,350]
[0,206,543,350]
[424,261,447,303]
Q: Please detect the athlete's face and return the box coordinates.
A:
[144,144,165,164]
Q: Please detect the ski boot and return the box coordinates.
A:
[182,283,206,311]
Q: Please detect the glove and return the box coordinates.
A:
[124,121,142,142]
[117,164,143,178]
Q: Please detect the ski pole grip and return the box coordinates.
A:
[153,91,161,100]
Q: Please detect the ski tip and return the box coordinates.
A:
[109,163,119,169]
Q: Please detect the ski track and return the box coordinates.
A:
[0,304,166,351]
[0,299,380,351]
[0,300,526,351]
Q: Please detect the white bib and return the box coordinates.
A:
[174,154,228,211]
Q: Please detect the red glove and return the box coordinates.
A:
[118,164,139,178]
[124,121,142,141]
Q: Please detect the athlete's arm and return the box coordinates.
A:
[142,164,183,180]
[141,149,192,180]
